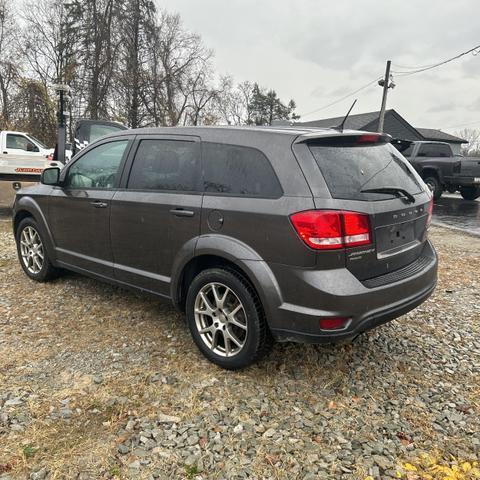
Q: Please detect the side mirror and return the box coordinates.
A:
[41,167,61,186]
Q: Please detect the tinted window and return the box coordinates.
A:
[128,139,200,192]
[66,140,128,189]
[417,143,451,157]
[7,134,38,152]
[90,124,125,143]
[203,143,282,198]
[309,141,423,201]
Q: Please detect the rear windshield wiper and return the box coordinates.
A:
[360,187,416,203]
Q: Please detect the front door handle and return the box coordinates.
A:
[170,208,195,217]
[90,201,108,208]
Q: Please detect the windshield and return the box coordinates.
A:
[90,124,125,142]
[26,134,48,150]
[309,141,423,201]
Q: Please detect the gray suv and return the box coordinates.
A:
[13,126,438,369]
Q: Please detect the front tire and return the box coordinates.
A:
[459,186,480,201]
[16,218,59,282]
[423,175,443,201]
[185,268,272,369]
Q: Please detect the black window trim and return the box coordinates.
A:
[60,135,134,191]
[121,134,202,194]
[201,141,284,200]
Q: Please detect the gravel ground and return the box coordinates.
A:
[0,219,479,480]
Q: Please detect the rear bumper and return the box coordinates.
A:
[266,240,438,343]
[444,175,480,187]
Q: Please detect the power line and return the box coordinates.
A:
[392,44,480,77]
[300,77,381,118]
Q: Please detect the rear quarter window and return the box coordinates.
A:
[202,142,282,198]
[308,140,423,201]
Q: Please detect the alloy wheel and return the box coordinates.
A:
[194,282,248,357]
[20,226,44,275]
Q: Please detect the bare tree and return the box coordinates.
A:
[12,79,57,145]
[69,0,122,119]
[21,0,78,87]
[0,0,20,128]
[114,0,156,127]
[144,11,213,126]
[455,128,480,156]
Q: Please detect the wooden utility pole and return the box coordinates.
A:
[378,60,391,133]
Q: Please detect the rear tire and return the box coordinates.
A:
[16,218,59,282]
[423,175,443,200]
[185,268,272,369]
[459,186,480,201]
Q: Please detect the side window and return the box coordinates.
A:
[203,142,282,198]
[127,139,201,192]
[417,144,451,157]
[66,140,128,189]
[6,134,38,152]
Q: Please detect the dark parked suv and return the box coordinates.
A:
[13,126,438,369]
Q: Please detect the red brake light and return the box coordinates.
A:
[356,134,381,144]
[342,212,371,247]
[426,198,433,227]
[290,210,371,250]
[319,317,349,330]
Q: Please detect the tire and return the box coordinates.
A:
[185,268,272,369]
[459,186,480,201]
[16,217,59,282]
[423,175,443,201]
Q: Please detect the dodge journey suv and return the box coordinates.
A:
[13,126,438,369]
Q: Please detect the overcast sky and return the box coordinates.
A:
[160,0,480,134]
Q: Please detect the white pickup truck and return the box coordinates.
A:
[0,130,61,181]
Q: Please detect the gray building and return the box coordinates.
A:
[296,109,467,154]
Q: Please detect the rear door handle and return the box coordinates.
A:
[90,201,108,208]
[170,208,195,217]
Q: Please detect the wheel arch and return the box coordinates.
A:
[13,198,57,264]
[172,246,282,325]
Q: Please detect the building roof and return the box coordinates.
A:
[297,109,468,144]
[416,127,467,144]
[298,110,382,130]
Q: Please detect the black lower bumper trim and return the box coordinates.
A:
[271,281,437,344]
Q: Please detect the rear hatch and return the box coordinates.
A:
[302,133,432,281]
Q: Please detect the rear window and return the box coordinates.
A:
[417,143,451,157]
[309,140,423,201]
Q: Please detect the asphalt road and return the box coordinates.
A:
[432,193,480,236]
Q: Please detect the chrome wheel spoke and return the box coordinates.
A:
[229,316,247,330]
[200,292,216,315]
[223,332,231,357]
[225,328,243,348]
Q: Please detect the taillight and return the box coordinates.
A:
[426,198,433,227]
[290,210,371,250]
[319,317,350,330]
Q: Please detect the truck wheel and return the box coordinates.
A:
[423,176,443,201]
[459,186,480,201]
[186,268,272,369]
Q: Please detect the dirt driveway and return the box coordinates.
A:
[0,222,479,479]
